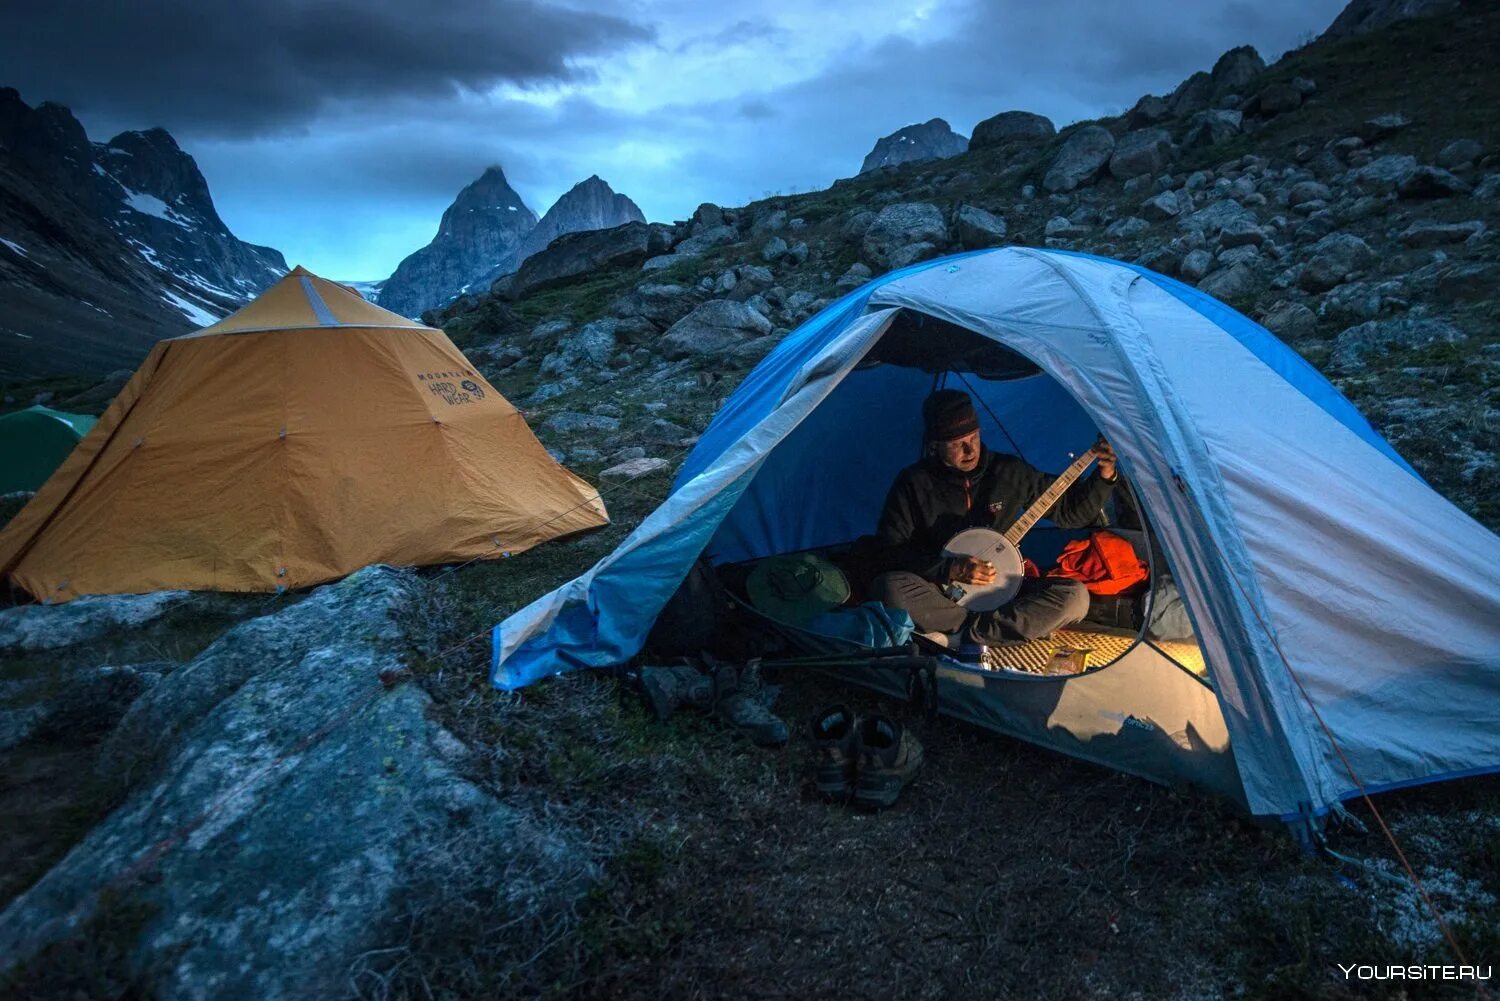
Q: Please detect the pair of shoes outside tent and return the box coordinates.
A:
[810,704,924,809]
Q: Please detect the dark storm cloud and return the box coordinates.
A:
[0,0,654,138]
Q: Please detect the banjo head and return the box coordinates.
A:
[942,528,1024,612]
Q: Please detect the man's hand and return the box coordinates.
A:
[947,556,997,586]
[1094,437,1119,482]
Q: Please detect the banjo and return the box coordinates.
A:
[941,445,1102,612]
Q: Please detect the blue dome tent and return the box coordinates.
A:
[490,247,1500,832]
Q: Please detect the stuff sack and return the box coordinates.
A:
[803,602,915,649]
[1048,529,1149,595]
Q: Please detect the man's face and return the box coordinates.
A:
[934,429,982,472]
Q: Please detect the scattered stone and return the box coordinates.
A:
[1300,233,1375,292]
[1179,199,1259,238]
[1140,190,1184,221]
[645,418,691,444]
[1331,317,1466,370]
[1399,220,1486,247]
[786,241,810,265]
[608,446,646,464]
[1044,216,1091,237]
[1436,139,1483,169]
[1474,175,1500,199]
[1218,217,1267,248]
[969,110,1055,149]
[1209,45,1265,101]
[1127,95,1171,128]
[1109,128,1174,180]
[862,202,948,267]
[750,209,788,236]
[836,263,874,290]
[1105,216,1150,238]
[1360,113,1412,142]
[658,299,774,360]
[762,236,788,262]
[543,412,621,435]
[1348,154,1418,194]
[1260,300,1318,340]
[539,319,617,376]
[1217,244,1261,267]
[1182,109,1243,149]
[1434,261,1500,301]
[1180,249,1214,282]
[1198,261,1258,300]
[842,210,877,239]
[1396,166,1471,199]
[954,204,1008,248]
[1042,126,1116,192]
[528,377,582,405]
[601,457,671,481]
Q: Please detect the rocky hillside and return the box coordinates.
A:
[378,168,646,320]
[432,0,1499,532]
[858,117,969,174]
[0,89,287,378]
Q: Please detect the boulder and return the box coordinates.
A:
[1140,190,1184,221]
[1126,95,1171,128]
[1218,217,1267,248]
[836,262,874,290]
[1359,113,1412,142]
[762,236,788,262]
[1182,109,1243,149]
[1198,261,1258,300]
[1178,199,1259,238]
[1045,216,1091,237]
[1249,82,1303,116]
[1434,261,1500,301]
[0,592,192,654]
[1399,220,1486,247]
[1168,71,1213,117]
[1042,126,1116,192]
[610,283,698,328]
[1299,233,1375,292]
[1260,300,1318,340]
[750,209,788,236]
[1396,166,1471,199]
[1331,317,1466,370]
[601,457,671,481]
[887,242,941,268]
[862,202,949,266]
[1105,216,1150,238]
[505,221,653,300]
[1436,138,1483,169]
[1109,128,1174,179]
[1180,249,1214,282]
[969,111,1055,149]
[1347,154,1418,194]
[691,202,724,232]
[608,446,646,464]
[658,300,774,360]
[543,411,621,435]
[674,224,739,257]
[0,568,595,999]
[528,377,582,405]
[785,241,810,265]
[539,318,618,376]
[1476,175,1500,199]
[954,204,1008,248]
[1287,180,1333,207]
[1209,46,1265,100]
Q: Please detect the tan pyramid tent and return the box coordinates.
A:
[0,267,608,602]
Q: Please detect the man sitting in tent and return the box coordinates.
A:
[871,389,1119,645]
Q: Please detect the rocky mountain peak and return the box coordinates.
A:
[509,175,645,273]
[859,118,969,175]
[378,165,539,319]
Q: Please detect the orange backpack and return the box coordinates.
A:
[1047,530,1148,595]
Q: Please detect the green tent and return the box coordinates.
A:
[0,406,97,493]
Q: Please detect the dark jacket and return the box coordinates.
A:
[876,448,1115,580]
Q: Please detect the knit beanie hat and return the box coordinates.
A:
[922,389,979,442]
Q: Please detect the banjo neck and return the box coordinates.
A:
[1000,447,1099,547]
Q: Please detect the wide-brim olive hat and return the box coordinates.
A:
[746,552,851,626]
